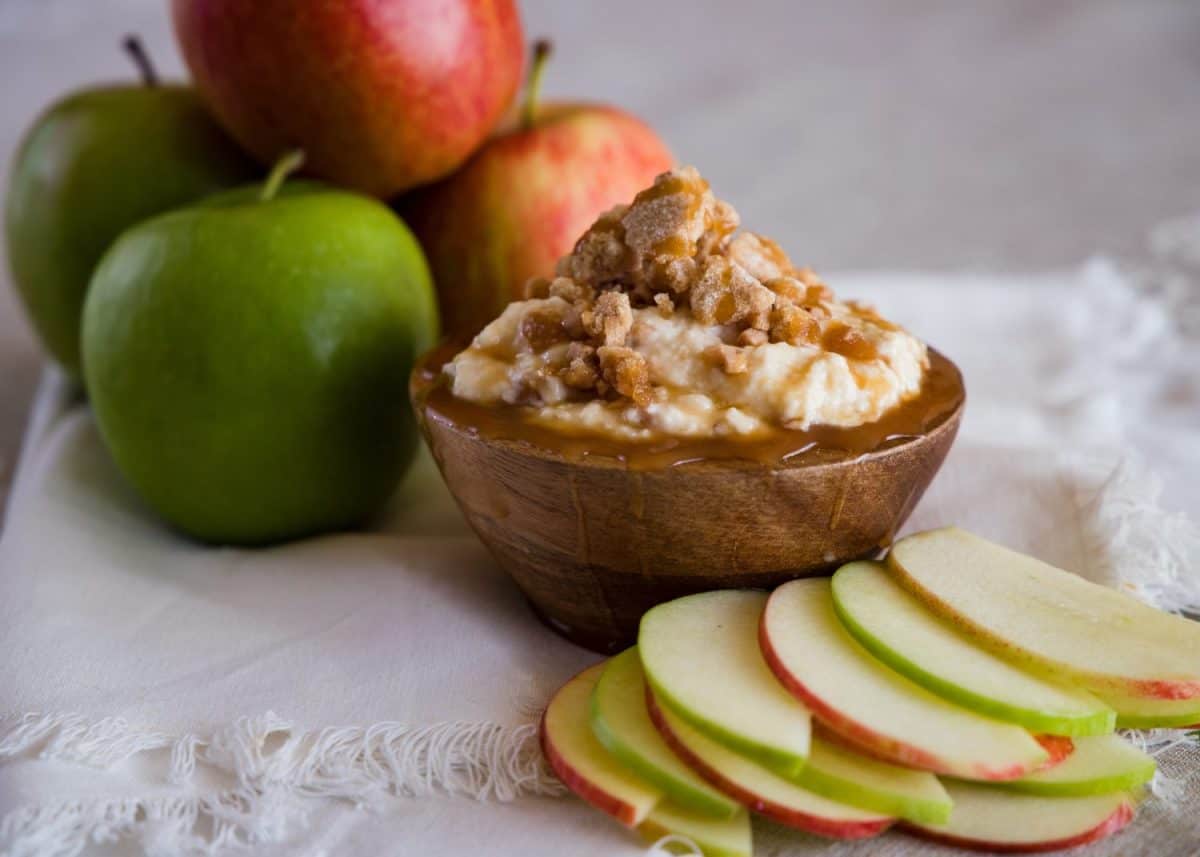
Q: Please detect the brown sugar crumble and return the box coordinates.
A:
[467,166,900,411]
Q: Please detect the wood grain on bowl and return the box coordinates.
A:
[411,347,964,653]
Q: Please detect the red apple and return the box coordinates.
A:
[401,41,673,336]
[171,0,523,197]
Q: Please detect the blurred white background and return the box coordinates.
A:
[2,0,1198,502]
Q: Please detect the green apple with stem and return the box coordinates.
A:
[82,152,438,545]
[831,561,1115,736]
[5,36,256,377]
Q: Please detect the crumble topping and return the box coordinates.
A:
[445,166,928,440]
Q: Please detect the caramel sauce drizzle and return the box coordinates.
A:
[415,346,964,471]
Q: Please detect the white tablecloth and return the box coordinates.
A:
[2,255,1198,857]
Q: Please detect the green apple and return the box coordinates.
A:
[638,803,752,857]
[81,155,438,545]
[647,692,894,840]
[638,591,811,776]
[888,527,1200,700]
[761,579,1050,781]
[991,734,1155,797]
[903,782,1134,852]
[831,561,1115,736]
[541,663,661,827]
[5,38,255,377]
[590,649,740,819]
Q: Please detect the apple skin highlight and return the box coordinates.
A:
[539,708,645,827]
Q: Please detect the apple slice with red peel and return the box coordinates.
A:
[639,590,811,775]
[648,691,894,839]
[637,803,752,857]
[591,648,741,818]
[1095,688,1200,729]
[761,578,1050,780]
[904,782,1135,853]
[888,527,1200,700]
[994,734,1156,797]
[791,728,952,824]
[831,561,1115,736]
[541,663,660,826]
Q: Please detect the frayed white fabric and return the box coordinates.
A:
[1,712,562,856]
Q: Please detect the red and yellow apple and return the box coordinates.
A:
[171,0,524,197]
[402,41,673,336]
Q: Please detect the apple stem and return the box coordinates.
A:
[260,150,306,202]
[521,39,553,131]
[122,35,158,88]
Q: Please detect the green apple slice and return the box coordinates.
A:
[796,730,952,824]
[649,693,894,839]
[638,802,752,857]
[889,527,1200,700]
[761,578,1050,780]
[541,663,661,826]
[591,648,741,818]
[904,782,1135,852]
[831,561,1115,736]
[991,734,1155,797]
[1095,688,1200,729]
[639,590,811,775]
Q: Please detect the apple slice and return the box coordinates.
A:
[639,590,811,774]
[831,561,1115,736]
[541,663,660,826]
[648,692,894,839]
[796,729,953,824]
[889,527,1200,700]
[1095,688,1200,729]
[904,782,1135,853]
[993,734,1156,797]
[591,648,741,818]
[638,803,752,857]
[761,578,1050,780]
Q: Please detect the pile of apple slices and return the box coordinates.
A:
[540,527,1200,855]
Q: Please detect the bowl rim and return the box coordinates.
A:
[411,346,965,475]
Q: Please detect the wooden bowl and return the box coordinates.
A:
[411,349,964,653]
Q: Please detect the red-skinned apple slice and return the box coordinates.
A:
[761,579,1050,780]
[903,782,1135,853]
[994,734,1156,797]
[590,648,740,818]
[888,527,1200,700]
[637,803,752,857]
[638,590,811,775]
[1095,688,1200,729]
[647,691,894,839]
[831,561,1115,736]
[541,663,660,826]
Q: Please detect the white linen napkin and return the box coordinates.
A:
[1,259,1198,857]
